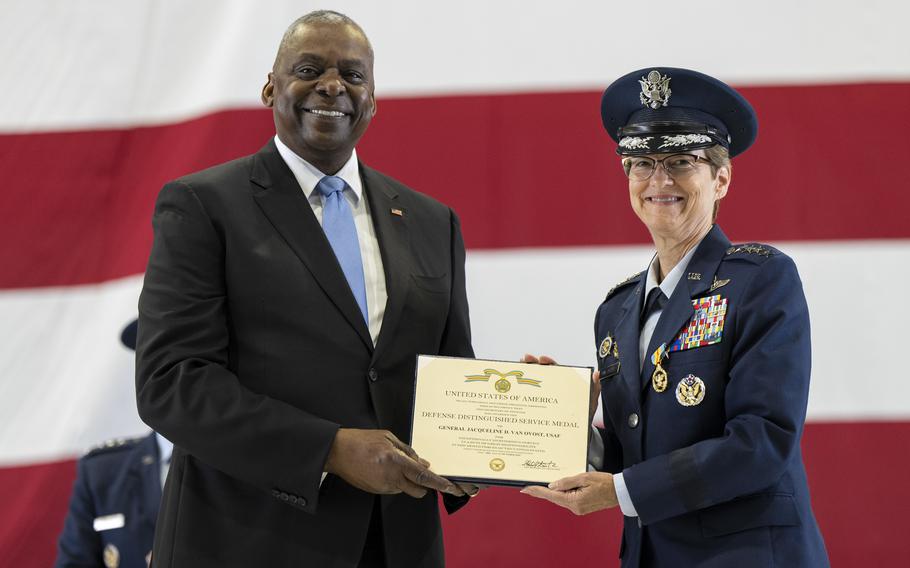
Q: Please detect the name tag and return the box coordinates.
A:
[93,513,125,532]
[600,361,621,378]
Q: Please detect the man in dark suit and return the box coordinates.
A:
[135,10,473,568]
[55,320,172,568]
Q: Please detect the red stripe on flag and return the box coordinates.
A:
[3,422,910,566]
[0,459,76,567]
[1,82,908,289]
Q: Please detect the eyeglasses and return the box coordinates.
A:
[621,154,714,181]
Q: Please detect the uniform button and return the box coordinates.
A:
[289,495,298,504]
[628,413,640,428]
[279,492,289,501]
[299,497,307,507]
[368,368,378,382]
[271,489,279,497]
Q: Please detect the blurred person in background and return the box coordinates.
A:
[55,319,172,568]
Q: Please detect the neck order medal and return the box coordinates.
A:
[650,343,670,392]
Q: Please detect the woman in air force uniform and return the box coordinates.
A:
[523,67,829,568]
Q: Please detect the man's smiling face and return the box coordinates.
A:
[262,21,376,174]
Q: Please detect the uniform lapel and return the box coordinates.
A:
[641,225,731,393]
[683,225,730,299]
[250,141,373,352]
[614,275,646,395]
[134,433,162,530]
[361,165,410,363]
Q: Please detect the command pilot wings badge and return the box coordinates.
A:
[709,276,731,292]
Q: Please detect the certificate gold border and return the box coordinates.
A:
[410,355,592,486]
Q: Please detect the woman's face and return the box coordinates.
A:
[626,149,730,241]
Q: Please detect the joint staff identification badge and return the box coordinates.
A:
[669,294,727,352]
[676,374,706,406]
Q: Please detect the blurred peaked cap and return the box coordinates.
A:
[121,319,138,351]
[601,67,758,157]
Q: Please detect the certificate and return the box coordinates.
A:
[410,355,592,486]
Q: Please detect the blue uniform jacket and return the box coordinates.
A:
[595,225,828,567]
[54,432,162,568]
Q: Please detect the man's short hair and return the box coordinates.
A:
[276,10,373,65]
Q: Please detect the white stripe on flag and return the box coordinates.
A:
[0,275,147,465]
[2,240,908,464]
[2,0,909,132]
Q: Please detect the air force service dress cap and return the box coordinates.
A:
[121,319,138,350]
[601,67,757,157]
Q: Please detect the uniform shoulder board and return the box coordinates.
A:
[725,243,780,259]
[85,436,144,458]
[605,271,643,301]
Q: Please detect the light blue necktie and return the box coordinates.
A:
[315,176,368,324]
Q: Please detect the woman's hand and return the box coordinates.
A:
[520,472,618,515]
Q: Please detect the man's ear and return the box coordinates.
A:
[261,73,275,107]
[368,85,377,117]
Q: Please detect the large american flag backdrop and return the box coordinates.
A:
[2,1,908,566]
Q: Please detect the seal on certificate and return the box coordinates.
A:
[489,458,506,471]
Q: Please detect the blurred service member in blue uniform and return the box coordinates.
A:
[54,320,172,568]
[523,68,829,567]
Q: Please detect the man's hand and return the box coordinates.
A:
[523,354,601,422]
[325,429,465,498]
[521,353,556,366]
[520,472,618,515]
[455,482,486,497]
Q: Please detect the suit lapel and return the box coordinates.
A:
[641,225,731,393]
[361,166,410,363]
[250,141,373,351]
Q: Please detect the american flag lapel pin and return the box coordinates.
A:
[390,208,403,217]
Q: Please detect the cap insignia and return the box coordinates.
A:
[639,70,671,109]
[658,134,712,149]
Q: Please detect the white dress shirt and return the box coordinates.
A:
[274,137,388,485]
[156,432,173,490]
[611,242,700,518]
[273,136,387,345]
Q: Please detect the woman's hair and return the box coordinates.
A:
[704,145,731,221]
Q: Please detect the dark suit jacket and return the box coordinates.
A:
[595,225,828,567]
[136,140,473,567]
[54,432,162,568]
